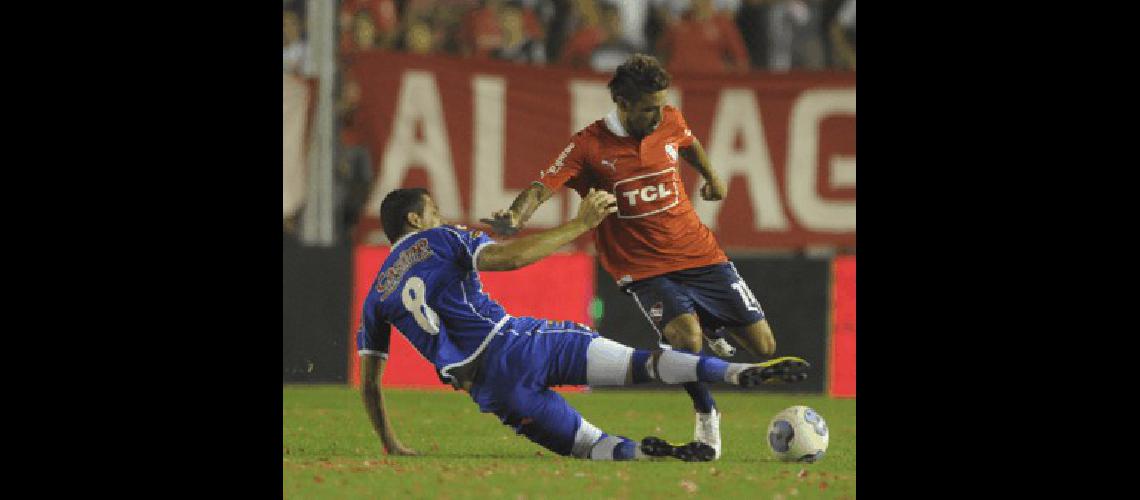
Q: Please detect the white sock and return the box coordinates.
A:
[654,350,700,384]
[589,435,623,460]
[724,363,749,385]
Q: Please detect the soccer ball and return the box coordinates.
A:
[767,405,829,462]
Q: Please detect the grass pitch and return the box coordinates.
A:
[283,386,855,499]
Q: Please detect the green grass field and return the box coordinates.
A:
[283,386,855,499]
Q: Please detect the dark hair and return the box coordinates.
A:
[380,188,429,243]
[607,54,670,106]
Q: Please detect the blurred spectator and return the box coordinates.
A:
[335,73,375,238]
[828,0,854,69]
[610,0,651,51]
[767,0,827,71]
[559,0,603,67]
[495,3,547,63]
[340,0,399,49]
[402,18,439,54]
[341,8,398,57]
[459,0,545,59]
[283,8,311,75]
[656,0,749,74]
[561,1,637,72]
[736,0,770,69]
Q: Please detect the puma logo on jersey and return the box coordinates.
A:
[601,159,616,172]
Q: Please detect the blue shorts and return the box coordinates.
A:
[623,262,765,347]
[468,317,601,456]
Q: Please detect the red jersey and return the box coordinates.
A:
[536,106,727,284]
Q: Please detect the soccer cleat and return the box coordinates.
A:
[693,409,722,459]
[640,437,717,462]
[736,356,811,387]
[706,336,736,357]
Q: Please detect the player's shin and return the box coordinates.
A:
[572,418,638,461]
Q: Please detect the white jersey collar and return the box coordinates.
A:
[604,109,629,137]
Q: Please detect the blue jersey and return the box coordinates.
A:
[356,225,508,382]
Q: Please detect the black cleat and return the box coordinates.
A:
[737,356,810,387]
[640,437,717,462]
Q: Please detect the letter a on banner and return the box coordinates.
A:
[368,70,462,221]
[693,89,788,231]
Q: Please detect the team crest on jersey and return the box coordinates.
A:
[470,230,483,238]
[649,302,664,323]
[376,238,434,300]
[664,143,678,163]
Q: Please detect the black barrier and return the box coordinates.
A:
[591,255,830,393]
[282,235,350,383]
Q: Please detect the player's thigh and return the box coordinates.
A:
[726,318,776,357]
[624,276,696,344]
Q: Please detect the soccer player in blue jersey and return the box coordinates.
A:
[358,187,808,461]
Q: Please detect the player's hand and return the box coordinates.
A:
[575,188,618,229]
[700,178,727,201]
[386,442,419,456]
[479,209,520,236]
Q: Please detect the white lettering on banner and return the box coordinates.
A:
[692,89,789,231]
[369,71,462,221]
[831,155,856,188]
[471,75,560,228]
[786,89,856,232]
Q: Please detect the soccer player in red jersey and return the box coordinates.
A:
[483,54,784,460]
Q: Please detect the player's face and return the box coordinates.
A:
[621,90,668,139]
[416,194,444,229]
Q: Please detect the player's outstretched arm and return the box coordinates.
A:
[480,183,554,236]
[361,355,418,456]
[477,188,616,271]
[678,138,727,201]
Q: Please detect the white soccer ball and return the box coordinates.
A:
[767,405,829,462]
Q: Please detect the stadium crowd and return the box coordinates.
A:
[284,0,855,77]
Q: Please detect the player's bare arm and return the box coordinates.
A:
[678,138,727,201]
[477,188,616,271]
[481,182,554,236]
[361,354,418,456]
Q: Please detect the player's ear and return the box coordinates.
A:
[406,211,422,230]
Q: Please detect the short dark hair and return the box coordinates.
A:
[607,54,670,106]
[380,188,429,243]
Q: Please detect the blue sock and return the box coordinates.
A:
[612,437,637,460]
[683,382,716,414]
[696,356,730,383]
[630,350,652,384]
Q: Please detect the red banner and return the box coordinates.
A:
[349,51,855,250]
[829,256,856,398]
[350,246,594,390]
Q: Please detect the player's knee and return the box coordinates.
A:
[664,327,702,352]
[761,339,776,357]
